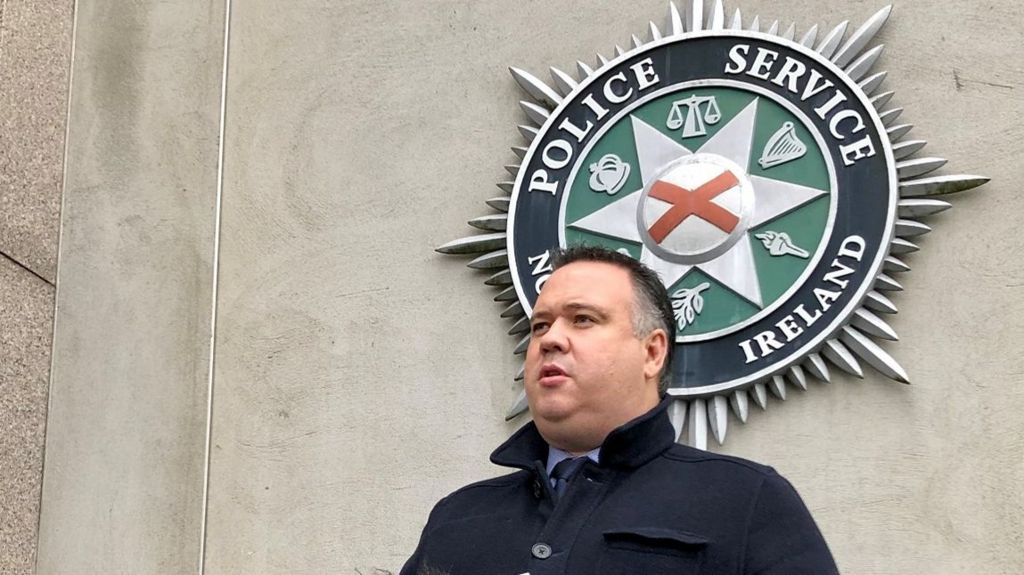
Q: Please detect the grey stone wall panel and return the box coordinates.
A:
[34,1,226,573]
[202,2,530,572]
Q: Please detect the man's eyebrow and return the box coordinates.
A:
[531,302,608,321]
[531,309,552,320]
[564,302,609,317]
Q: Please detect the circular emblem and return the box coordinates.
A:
[507,32,896,396]
[438,4,988,444]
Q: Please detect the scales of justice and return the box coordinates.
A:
[666,95,722,138]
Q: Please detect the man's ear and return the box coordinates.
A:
[642,328,669,382]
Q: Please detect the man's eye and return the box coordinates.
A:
[574,315,594,325]
[531,322,549,334]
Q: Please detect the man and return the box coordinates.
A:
[402,246,837,574]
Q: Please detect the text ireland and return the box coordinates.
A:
[739,236,867,364]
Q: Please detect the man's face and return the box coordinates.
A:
[525,261,665,453]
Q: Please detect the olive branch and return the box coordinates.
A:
[671,282,711,331]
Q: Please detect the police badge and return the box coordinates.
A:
[437,2,988,448]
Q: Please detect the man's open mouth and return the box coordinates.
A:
[540,364,567,379]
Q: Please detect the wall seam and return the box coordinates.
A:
[198,0,232,571]
[0,250,55,287]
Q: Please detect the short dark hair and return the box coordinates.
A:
[550,245,675,392]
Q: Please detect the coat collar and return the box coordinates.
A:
[490,396,676,472]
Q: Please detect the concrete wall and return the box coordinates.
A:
[34,2,224,573]
[27,1,1024,574]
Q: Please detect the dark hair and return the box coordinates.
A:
[550,245,675,392]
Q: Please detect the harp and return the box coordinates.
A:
[758,122,807,169]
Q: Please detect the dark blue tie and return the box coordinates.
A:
[550,457,587,498]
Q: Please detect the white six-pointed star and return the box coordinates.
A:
[569,97,828,310]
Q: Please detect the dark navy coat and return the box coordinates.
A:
[401,398,837,574]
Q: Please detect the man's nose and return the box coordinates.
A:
[538,319,569,354]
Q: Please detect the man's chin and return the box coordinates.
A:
[529,399,578,424]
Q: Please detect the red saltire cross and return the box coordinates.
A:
[647,170,740,243]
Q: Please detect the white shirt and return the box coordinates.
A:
[545,446,601,486]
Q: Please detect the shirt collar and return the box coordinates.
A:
[490,395,676,472]
[545,446,600,477]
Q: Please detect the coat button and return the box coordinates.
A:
[531,543,552,559]
[532,481,542,498]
